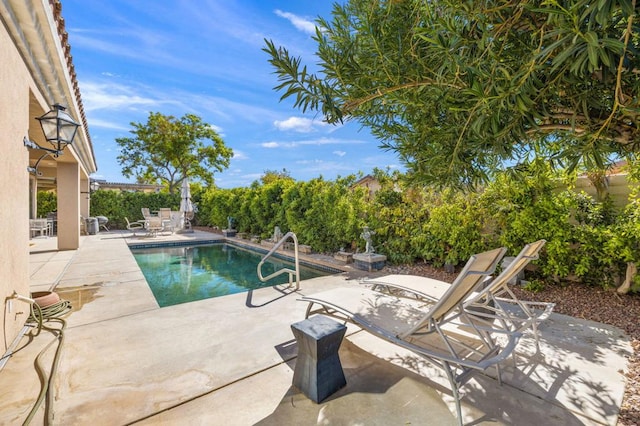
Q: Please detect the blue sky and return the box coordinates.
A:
[62,0,402,188]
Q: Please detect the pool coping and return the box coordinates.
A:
[127,236,350,275]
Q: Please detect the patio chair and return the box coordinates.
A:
[300,247,520,425]
[125,217,145,236]
[145,216,164,237]
[96,215,110,232]
[141,208,155,220]
[365,240,554,351]
[158,208,174,234]
[29,218,50,238]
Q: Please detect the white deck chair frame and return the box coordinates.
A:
[464,240,554,350]
[366,240,554,351]
[125,217,145,236]
[300,248,520,425]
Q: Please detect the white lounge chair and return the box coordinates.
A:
[158,208,174,233]
[463,240,554,350]
[125,217,145,236]
[365,240,554,351]
[300,247,519,425]
[141,208,155,220]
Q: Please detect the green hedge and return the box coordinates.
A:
[42,165,640,293]
[89,191,181,229]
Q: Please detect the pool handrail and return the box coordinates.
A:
[257,231,301,290]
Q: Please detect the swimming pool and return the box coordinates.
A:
[131,243,335,307]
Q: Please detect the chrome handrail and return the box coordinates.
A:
[257,231,300,290]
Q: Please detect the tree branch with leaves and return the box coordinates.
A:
[264,0,639,187]
[116,112,233,193]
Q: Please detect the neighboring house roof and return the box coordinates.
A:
[92,180,162,193]
[353,174,378,187]
[352,174,384,199]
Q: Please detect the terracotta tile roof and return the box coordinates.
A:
[49,0,90,145]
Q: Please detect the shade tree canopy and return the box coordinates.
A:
[264,0,639,187]
[116,112,233,193]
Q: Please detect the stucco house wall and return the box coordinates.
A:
[0,20,34,346]
[574,173,638,208]
[353,175,382,199]
[1,0,96,351]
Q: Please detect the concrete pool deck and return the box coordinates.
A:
[1,230,632,425]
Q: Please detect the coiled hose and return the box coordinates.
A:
[22,299,72,426]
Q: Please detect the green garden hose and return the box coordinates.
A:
[22,299,72,425]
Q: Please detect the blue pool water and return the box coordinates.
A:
[131,243,332,307]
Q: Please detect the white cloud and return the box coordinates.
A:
[273,116,332,133]
[79,77,280,131]
[262,142,282,148]
[261,137,366,149]
[232,150,248,160]
[301,137,363,146]
[81,81,167,112]
[274,116,315,132]
[274,10,317,35]
[85,118,130,131]
[333,150,346,157]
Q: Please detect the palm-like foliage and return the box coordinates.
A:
[264,0,639,187]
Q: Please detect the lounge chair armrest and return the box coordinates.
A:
[494,297,556,309]
[361,279,441,302]
[361,316,522,371]
[493,297,556,317]
[475,330,522,369]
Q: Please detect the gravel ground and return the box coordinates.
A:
[383,262,640,425]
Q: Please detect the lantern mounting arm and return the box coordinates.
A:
[24,137,62,156]
[24,137,61,175]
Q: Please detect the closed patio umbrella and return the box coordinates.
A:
[180,178,194,232]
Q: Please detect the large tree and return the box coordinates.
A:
[116,112,233,193]
[264,0,639,186]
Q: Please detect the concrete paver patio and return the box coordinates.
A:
[1,231,632,425]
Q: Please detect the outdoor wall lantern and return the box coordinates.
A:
[81,180,100,197]
[24,103,81,174]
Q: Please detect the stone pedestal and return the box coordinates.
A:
[353,253,387,272]
[334,251,354,264]
[291,316,347,403]
[261,240,275,249]
[299,245,312,254]
[501,256,525,285]
[222,229,236,237]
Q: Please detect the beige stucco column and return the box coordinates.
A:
[57,162,80,250]
[29,174,38,219]
[80,178,90,219]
